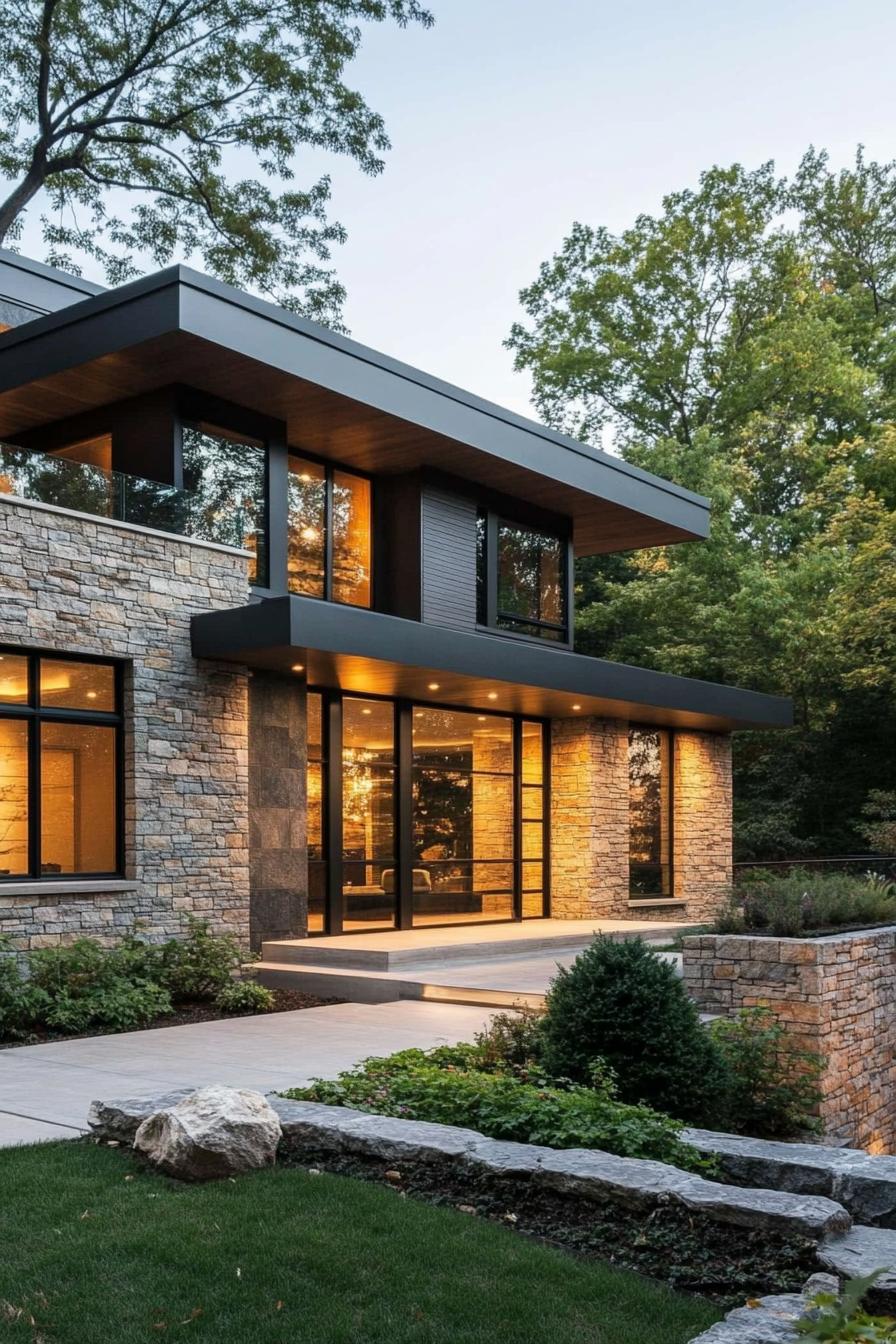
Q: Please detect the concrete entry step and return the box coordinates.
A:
[261,916,697,972]
[254,919,695,1008]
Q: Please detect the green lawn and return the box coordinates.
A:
[0,1141,722,1344]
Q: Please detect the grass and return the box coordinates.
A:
[0,1141,722,1344]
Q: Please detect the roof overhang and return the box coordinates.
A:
[0,264,710,556]
[192,597,792,733]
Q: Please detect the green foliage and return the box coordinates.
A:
[507,148,896,861]
[0,935,49,1039]
[215,978,275,1015]
[710,1007,824,1138]
[156,916,242,1002]
[716,869,896,937]
[860,792,896,855]
[286,1045,711,1173]
[27,936,173,1032]
[539,938,732,1126]
[796,1272,896,1341]
[0,1,433,319]
[472,1007,547,1070]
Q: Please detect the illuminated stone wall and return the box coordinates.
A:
[550,718,733,922]
[0,494,251,951]
[683,927,896,1151]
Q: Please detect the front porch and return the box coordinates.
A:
[254,916,696,1009]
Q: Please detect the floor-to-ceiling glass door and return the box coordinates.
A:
[306,690,548,935]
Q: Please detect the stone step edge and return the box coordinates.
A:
[252,959,548,1009]
[87,1090,851,1242]
[686,1273,839,1343]
[682,1127,896,1225]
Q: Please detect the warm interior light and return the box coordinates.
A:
[86,691,98,701]
[361,707,372,715]
[427,682,440,691]
[572,703,582,711]
[487,692,498,701]
[477,715,487,722]
[291,663,304,673]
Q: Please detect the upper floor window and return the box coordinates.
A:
[182,423,268,586]
[0,652,122,879]
[476,512,568,642]
[629,727,673,898]
[288,455,372,607]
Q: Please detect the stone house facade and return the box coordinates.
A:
[0,251,789,952]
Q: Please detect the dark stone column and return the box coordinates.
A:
[248,672,307,950]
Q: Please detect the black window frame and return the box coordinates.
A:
[308,688,550,935]
[0,648,124,882]
[628,724,674,900]
[286,450,374,609]
[476,509,573,647]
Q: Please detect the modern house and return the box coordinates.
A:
[0,249,790,958]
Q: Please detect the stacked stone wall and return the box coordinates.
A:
[0,494,251,950]
[683,927,896,1151]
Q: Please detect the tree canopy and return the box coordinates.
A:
[507,148,896,858]
[0,0,433,322]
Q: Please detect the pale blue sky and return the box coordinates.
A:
[17,0,896,417]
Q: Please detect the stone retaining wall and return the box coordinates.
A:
[683,927,896,1152]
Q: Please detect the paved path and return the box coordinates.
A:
[0,1000,494,1148]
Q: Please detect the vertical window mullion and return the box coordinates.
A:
[29,655,40,879]
[512,717,522,920]
[324,468,334,603]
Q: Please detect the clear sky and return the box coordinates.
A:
[17,0,896,419]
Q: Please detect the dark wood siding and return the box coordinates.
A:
[421,485,477,632]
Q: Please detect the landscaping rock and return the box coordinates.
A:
[686,1274,838,1343]
[88,1089,195,1143]
[683,1128,896,1226]
[133,1086,281,1181]
[817,1225,896,1310]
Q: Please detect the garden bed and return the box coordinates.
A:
[0,986,342,1049]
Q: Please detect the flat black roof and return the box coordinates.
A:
[0,259,710,556]
[192,596,792,732]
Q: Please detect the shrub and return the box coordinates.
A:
[286,1047,711,1172]
[156,917,242,1001]
[472,1007,546,1069]
[27,937,173,1033]
[718,868,896,938]
[710,1007,824,1138]
[539,937,732,1125]
[215,979,275,1015]
[0,936,49,1040]
[796,1271,895,1340]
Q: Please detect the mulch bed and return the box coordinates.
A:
[280,1147,819,1307]
[0,987,345,1049]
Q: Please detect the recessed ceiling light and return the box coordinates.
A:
[291,663,304,673]
[487,692,498,701]
[427,682,440,691]
[86,691,98,700]
[572,703,582,711]
[361,707,372,715]
[477,716,487,722]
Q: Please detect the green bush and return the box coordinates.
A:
[717,868,896,938]
[0,936,49,1040]
[539,937,732,1126]
[215,979,275,1015]
[472,1007,546,1070]
[156,917,242,1001]
[710,1007,824,1138]
[286,1045,711,1172]
[27,937,173,1033]
[796,1271,895,1340]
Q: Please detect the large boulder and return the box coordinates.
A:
[134,1085,281,1181]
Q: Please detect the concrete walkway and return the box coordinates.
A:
[0,999,495,1148]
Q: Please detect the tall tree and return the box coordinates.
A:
[0,0,433,320]
[507,150,896,859]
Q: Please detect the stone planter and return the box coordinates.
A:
[682,926,896,1152]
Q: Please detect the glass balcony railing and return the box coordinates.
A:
[0,441,253,553]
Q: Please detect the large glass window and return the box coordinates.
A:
[477,512,568,642]
[0,652,121,880]
[288,455,372,607]
[306,695,550,933]
[342,698,396,930]
[182,423,268,586]
[629,727,672,898]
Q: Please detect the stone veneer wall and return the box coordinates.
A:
[683,927,896,1151]
[550,717,732,923]
[0,494,251,950]
[248,673,307,950]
